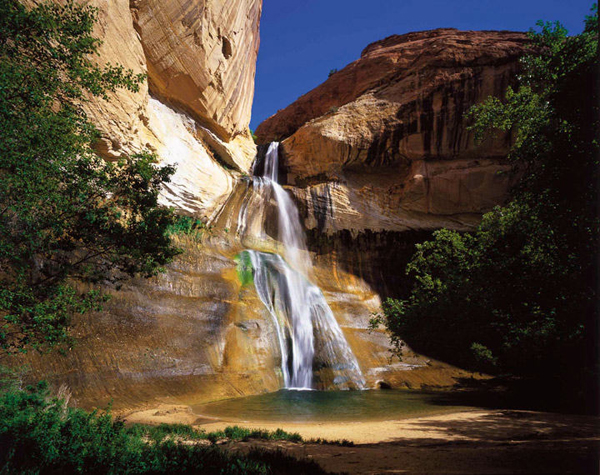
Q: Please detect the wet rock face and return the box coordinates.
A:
[15,236,283,409]
[306,229,432,299]
[257,29,528,232]
[15,234,475,408]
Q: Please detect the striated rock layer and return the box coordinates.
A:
[41,0,262,217]
[131,0,261,142]
[14,235,281,408]
[15,235,475,409]
[257,29,529,233]
[250,29,532,390]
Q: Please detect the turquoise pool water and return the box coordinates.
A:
[193,389,473,423]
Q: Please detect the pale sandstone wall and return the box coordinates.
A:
[25,0,262,217]
[131,0,261,142]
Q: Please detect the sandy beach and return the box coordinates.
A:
[122,404,600,474]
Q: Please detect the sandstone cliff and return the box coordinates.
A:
[256,29,529,233]
[18,233,473,409]
[13,18,522,408]
[77,0,261,216]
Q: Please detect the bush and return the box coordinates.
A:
[0,384,327,474]
[167,216,208,236]
[128,423,303,445]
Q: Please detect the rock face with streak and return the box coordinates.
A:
[131,0,261,142]
[256,29,529,233]
[16,235,474,409]
[15,235,283,409]
[62,0,261,216]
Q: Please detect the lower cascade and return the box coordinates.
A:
[238,143,365,390]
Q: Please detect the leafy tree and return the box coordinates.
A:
[374,6,599,386]
[0,1,181,354]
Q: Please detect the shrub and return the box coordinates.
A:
[0,0,181,354]
[0,384,326,474]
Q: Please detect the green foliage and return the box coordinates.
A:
[127,423,207,443]
[0,1,181,353]
[235,251,254,286]
[377,6,599,381]
[328,69,338,77]
[307,437,355,447]
[168,216,208,236]
[128,423,303,445]
[204,426,303,444]
[470,343,498,370]
[468,14,598,173]
[249,128,259,144]
[0,384,326,474]
[0,365,26,393]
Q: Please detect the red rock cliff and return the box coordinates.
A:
[256,29,529,233]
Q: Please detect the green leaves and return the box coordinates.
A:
[0,383,319,474]
[0,1,180,353]
[235,252,254,287]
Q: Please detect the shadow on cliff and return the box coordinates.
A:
[304,228,432,300]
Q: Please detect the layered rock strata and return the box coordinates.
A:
[257,29,529,233]
[252,29,531,387]
[15,235,281,409]
[131,0,261,142]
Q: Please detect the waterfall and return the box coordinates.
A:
[240,143,365,390]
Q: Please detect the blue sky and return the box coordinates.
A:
[250,0,595,129]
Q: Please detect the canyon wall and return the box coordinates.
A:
[255,29,530,350]
[75,0,261,216]
[13,11,529,409]
[257,29,528,233]
[18,233,475,409]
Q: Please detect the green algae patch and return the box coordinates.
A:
[235,251,254,286]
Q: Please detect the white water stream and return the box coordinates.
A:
[240,143,365,390]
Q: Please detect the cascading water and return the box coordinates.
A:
[238,143,365,390]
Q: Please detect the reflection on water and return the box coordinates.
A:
[193,389,473,423]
